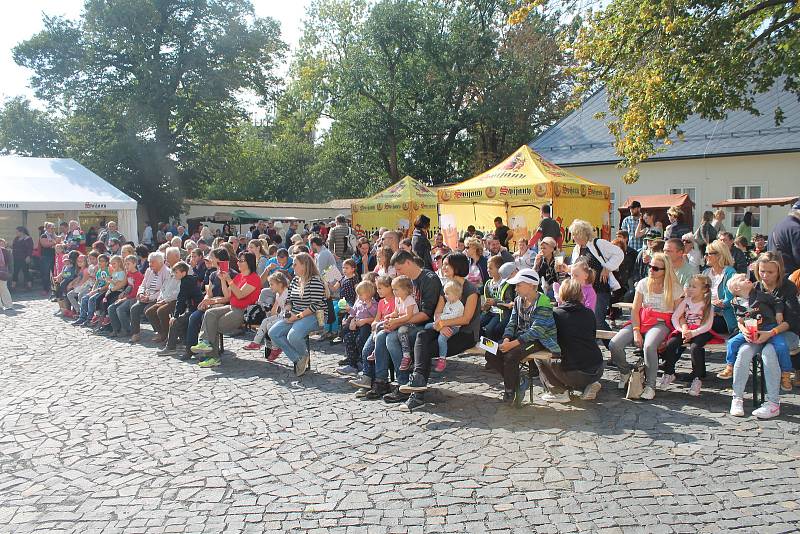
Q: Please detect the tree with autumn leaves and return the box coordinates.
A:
[513,0,799,182]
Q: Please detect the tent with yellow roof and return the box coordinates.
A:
[437,145,611,251]
[352,176,439,238]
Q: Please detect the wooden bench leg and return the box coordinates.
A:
[218,333,224,355]
[751,350,765,409]
[528,362,535,402]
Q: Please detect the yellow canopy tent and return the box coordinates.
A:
[352,176,439,238]
[437,146,611,251]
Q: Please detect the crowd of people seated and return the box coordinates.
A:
[2,201,800,418]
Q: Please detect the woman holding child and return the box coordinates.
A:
[268,253,327,377]
[397,252,481,410]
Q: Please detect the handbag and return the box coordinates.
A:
[625,348,646,400]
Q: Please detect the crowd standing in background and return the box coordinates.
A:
[2,200,799,417]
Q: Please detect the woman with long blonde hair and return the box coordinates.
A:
[268,253,325,377]
[609,252,684,400]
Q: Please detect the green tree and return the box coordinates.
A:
[513,0,800,183]
[295,0,571,187]
[0,97,64,157]
[13,0,286,220]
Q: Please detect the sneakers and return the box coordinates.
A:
[581,382,602,401]
[716,364,733,379]
[336,365,358,376]
[398,373,428,394]
[659,374,676,388]
[364,380,390,400]
[640,386,656,400]
[191,340,213,354]
[780,372,793,392]
[730,397,745,417]
[398,355,412,371]
[198,357,221,368]
[129,334,141,344]
[157,347,177,356]
[382,386,410,404]
[366,352,375,362]
[688,378,702,397]
[267,348,282,362]
[433,357,446,373]
[89,315,100,325]
[294,353,310,376]
[617,372,631,390]
[400,393,426,412]
[242,342,262,351]
[540,390,570,403]
[752,401,780,419]
[349,374,373,389]
[330,336,343,345]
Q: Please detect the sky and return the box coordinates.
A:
[0,0,312,105]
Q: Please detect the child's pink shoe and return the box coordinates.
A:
[434,357,447,373]
[398,355,411,371]
[242,342,261,351]
[267,348,282,362]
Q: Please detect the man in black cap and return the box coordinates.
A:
[769,200,800,274]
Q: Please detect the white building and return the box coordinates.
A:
[530,82,800,233]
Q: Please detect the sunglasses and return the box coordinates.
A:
[649,265,665,272]
[704,252,718,256]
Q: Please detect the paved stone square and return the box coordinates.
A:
[1,295,800,533]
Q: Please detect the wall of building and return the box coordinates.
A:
[565,152,800,233]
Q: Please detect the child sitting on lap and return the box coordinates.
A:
[425,280,465,373]
[389,276,419,371]
[718,273,790,379]
[337,280,378,375]
[243,272,290,361]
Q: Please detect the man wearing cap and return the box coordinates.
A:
[484,268,561,405]
[769,201,800,274]
[620,201,644,253]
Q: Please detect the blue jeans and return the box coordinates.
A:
[726,323,791,372]
[374,325,421,383]
[186,310,205,352]
[732,342,781,404]
[594,290,611,331]
[108,298,133,334]
[480,312,503,341]
[361,333,376,379]
[268,315,319,363]
[424,323,459,359]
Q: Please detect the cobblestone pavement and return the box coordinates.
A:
[1,295,800,534]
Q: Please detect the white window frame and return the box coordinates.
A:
[729,184,765,229]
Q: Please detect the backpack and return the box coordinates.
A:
[243,303,267,327]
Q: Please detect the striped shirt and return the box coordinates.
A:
[287,275,327,315]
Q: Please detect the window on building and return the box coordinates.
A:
[668,187,696,226]
[731,186,761,228]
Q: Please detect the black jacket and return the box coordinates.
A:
[174,275,204,317]
[758,279,800,334]
[412,229,434,271]
[553,303,603,372]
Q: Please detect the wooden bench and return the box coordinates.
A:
[519,350,554,404]
[596,330,617,341]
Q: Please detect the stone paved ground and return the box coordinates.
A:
[2,295,800,534]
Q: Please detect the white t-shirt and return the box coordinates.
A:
[636,278,683,312]
[395,295,418,316]
[710,271,723,300]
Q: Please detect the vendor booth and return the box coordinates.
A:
[351,176,439,237]
[618,194,695,231]
[0,157,139,243]
[437,146,611,251]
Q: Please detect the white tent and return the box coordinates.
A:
[0,157,138,244]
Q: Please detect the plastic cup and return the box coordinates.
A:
[744,318,758,337]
